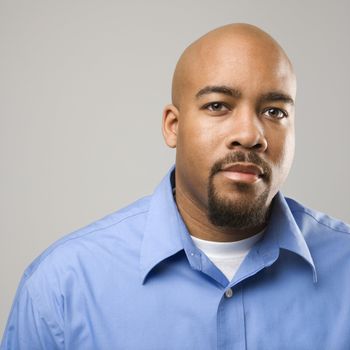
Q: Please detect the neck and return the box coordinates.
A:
[175,185,266,242]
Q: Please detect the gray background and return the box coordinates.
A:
[1,0,349,336]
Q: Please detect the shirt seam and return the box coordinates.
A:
[291,209,350,235]
[24,209,149,282]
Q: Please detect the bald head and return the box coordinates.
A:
[172,23,295,108]
[162,23,296,237]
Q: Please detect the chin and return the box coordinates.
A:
[207,180,271,229]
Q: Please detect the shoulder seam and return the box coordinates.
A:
[24,209,149,281]
[291,209,350,235]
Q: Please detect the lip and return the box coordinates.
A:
[220,162,264,184]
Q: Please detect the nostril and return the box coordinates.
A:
[230,141,263,149]
[253,143,263,150]
[226,127,267,151]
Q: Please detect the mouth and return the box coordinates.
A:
[220,162,264,184]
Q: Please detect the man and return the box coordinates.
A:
[2,23,350,349]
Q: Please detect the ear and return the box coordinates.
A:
[162,104,179,148]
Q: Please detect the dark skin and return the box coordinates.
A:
[162,24,296,242]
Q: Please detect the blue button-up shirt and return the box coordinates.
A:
[2,169,350,349]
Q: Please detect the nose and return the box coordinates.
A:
[225,107,267,152]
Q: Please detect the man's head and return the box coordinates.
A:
[162,23,296,234]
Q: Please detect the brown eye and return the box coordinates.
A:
[263,108,287,119]
[206,102,229,112]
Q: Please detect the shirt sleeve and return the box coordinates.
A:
[1,281,64,350]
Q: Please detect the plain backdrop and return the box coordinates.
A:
[1,0,349,336]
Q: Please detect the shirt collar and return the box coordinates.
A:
[140,167,184,283]
[236,192,317,284]
[140,168,317,284]
[265,192,317,282]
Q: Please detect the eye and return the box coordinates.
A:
[203,102,230,113]
[262,107,288,120]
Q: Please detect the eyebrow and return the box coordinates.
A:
[259,92,295,106]
[195,85,241,99]
[195,85,295,106]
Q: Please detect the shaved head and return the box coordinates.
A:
[162,23,297,241]
[172,23,295,109]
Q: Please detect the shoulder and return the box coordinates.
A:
[284,197,350,283]
[285,196,350,237]
[23,195,151,285]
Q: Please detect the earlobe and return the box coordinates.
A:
[162,104,179,148]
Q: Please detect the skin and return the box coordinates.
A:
[162,23,297,242]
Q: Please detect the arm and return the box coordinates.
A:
[1,281,64,350]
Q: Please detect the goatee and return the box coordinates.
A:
[207,151,272,229]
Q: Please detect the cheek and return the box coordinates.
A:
[264,130,295,202]
[177,119,220,165]
[175,119,219,206]
[269,129,295,178]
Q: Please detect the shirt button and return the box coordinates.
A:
[225,288,233,298]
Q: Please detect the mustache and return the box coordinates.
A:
[210,151,272,180]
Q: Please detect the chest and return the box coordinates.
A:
[61,263,350,350]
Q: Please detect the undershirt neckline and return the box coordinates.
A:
[191,230,265,281]
[191,230,264,259]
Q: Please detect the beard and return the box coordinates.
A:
[207,151,272,230]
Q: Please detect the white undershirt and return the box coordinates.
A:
[191,231,264,281]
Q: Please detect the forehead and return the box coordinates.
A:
[185,37,296,99]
